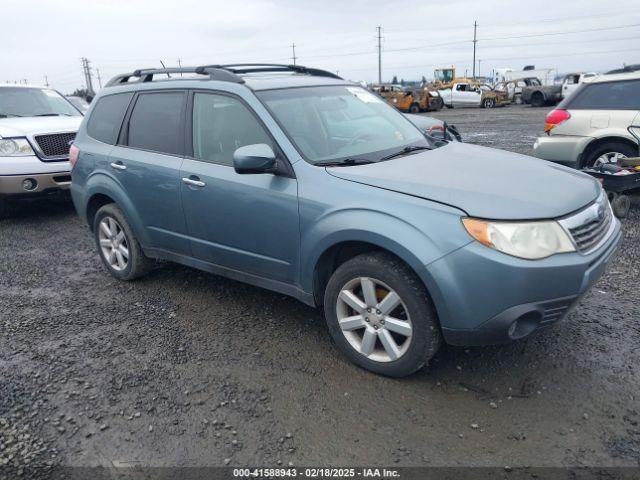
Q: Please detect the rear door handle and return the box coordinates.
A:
[182,176,206,187]
[110,162,127,171]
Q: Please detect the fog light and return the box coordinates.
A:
[22,178,37,191]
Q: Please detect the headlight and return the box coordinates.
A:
[462,218,575,260]
[0,138,35,157]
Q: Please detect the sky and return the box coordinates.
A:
[1,0,639,93]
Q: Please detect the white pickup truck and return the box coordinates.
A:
[561,72,598,99]
[0,85,82,216]
[438,82,509,108]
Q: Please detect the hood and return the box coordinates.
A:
[0,116,82,138]
[326,142,600,220]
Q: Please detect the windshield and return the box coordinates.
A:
[0,87,81,118]
[257,86,429,164]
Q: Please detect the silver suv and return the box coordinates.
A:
[533,71,640,168]
[0,85,82,216]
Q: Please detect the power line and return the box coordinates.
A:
[481,22,640,42]
[348,45,640,73]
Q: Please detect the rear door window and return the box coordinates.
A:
[126,91,185,155]
[86,93,133,144]
[566,80,640,110]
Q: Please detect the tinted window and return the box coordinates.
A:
[565,80,640,110]
[192,93,272,166]
[87,93,133,144]
[127,92,185,155]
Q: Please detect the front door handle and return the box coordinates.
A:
[110,162,127,171]
[182,176,206,187]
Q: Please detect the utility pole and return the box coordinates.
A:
[177,58,182,77]
[472,21,478,79]
[290,43,297,65]
[376,26,383,84]
[81,58,95,96]
[44,75,49,87]
[96,69,102,89]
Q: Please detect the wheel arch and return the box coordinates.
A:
[580,135,638,168]
[309,237,445,329]
[84,173,149,245]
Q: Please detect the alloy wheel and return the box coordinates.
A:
[98,216,129,271]
[594,151,627,168]
[336,277,413,363]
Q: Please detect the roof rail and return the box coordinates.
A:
[105,63,343,88]
[105,66,244,87]
[218,64,343,79]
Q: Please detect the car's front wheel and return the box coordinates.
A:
[93,203,153,280]
[323,252,441,377]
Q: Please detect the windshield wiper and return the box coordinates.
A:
[379,145,432,162]
[0,113,22,118]
[315,158,376,167]
[34,113,68,117]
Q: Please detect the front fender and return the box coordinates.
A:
[83,172,150,246]
[300,207,470,320]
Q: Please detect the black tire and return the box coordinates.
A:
[93,203,153,281]
[482,98,496,109]
[530,92,545,107]
[323,252,441,377]
[582,141,637,169]
[409,103,420,114]
[611,194,631,219]
[430,97,444,111]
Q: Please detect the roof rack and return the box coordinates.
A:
[105,66,244,87]
[105,63,343,87]
[218,64,343,79]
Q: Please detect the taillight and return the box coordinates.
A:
[544,109,571,133]
[69,144,80,169]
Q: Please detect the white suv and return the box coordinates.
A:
[0,85,83,216]
[533,71,640,168]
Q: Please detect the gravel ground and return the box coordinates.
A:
[1,105,639,477]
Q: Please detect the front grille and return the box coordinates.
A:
[568,204,612,252]
[561,193,613,254]
[33,132,76,159]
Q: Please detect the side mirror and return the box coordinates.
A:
[233,144,276,174]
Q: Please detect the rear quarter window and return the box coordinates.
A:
[86,93,133,144]
[563,79,640,110]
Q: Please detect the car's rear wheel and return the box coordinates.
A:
[323,252,441,377]
[530,92,545,107]
[584,141,636,168]
[409,103,420,114]
[93,203,153,280]
[482,97,496,108]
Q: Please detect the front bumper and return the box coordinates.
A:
[0,171,71,196]
[425,217,622,346]
[533,134,593,167]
